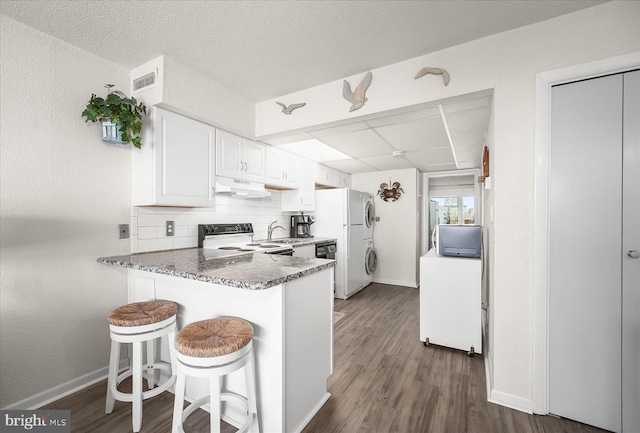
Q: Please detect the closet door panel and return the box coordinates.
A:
[549,74,623,432]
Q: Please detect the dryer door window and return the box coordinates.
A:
[365,200,375,229]
[365,247,377,275]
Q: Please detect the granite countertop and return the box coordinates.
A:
[97,248,335,290]
[259,237,337,247]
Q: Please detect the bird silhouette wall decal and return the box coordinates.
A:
[342,71,372,112]
[275,102,306,115]
[414,67,450,86]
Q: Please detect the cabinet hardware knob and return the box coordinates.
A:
[628,250,640,259]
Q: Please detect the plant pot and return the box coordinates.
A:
[100,120,126,145]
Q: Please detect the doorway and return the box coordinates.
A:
[533,55,639,433]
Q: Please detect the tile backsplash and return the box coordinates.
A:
[131,192,293,253]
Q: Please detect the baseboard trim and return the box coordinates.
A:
[1,360,127,410]
[373,278,418,288]
[292,392,331,433]
[487,389,533,414]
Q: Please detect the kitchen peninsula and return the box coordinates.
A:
[98,248,335,433]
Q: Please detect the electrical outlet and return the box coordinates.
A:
[119,224,130,239]
[166,221,175,237]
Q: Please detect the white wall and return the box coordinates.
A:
[0,16,132,408]
[352,168,419,288]
[256,1,640,409]
[162,56,256,138]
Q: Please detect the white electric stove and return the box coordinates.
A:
[198,223,293,255]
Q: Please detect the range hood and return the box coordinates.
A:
[215,176,271,199]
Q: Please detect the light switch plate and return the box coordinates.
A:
[119,224,130,239]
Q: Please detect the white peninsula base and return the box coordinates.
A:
[127,267,334,433]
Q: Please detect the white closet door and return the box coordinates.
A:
[549,74,623,432]
[622,70,640,433]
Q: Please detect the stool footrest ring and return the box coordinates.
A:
[179,391,254,433]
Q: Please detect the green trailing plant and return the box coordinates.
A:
[82,84,147,148]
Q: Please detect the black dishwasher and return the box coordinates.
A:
[315,241,336,260]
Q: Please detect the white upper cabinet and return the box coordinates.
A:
[281,159,315,212]
[314,164,351,188]
[265,147,299,189]
[216,130,265,183]
[132,107,216,207]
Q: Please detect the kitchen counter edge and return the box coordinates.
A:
[97,248,335,291]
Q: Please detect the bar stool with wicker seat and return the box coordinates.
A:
[172,317,259,433]
[106,300,178,433]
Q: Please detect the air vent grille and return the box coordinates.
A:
[133,72,156,91]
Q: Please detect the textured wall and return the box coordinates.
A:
[0,16,132,407]
[352,168,419,288]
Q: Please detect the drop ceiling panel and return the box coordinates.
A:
[444,94,492,114]
[358,154,414,171]
[322,158,375,174]
[374,116,449,152]
[365,106,441,128]
[455,144,483,163]
[317,129,395,157]
[404,147,455,168]
[446,106,491,148]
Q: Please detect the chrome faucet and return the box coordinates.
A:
[267,220,286,241]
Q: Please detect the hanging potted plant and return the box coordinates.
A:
[81,84,147,148]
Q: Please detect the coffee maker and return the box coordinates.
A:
[290,214,315,238]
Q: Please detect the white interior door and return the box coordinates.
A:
[548,70,640,432]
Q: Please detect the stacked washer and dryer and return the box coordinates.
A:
[315,188,377,299]
[363,192,377,286]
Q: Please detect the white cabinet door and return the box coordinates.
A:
[266,147,286,186]
[216,131,265,182]
[215,129,243,179]
[281,159,315,211]
[282,152,299,188]
[132,107,215,207]
[266,147,299,188]
[242,139,266,183]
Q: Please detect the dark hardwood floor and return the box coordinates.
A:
[43,283,606,433]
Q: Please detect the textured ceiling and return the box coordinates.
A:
[0,0,605,102]
[0,0,606,174]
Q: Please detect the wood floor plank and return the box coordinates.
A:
[41,283,608,433]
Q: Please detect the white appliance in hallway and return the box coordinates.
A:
[315,188,367,299]
[363,192,376,287]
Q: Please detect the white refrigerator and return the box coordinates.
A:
[314,188,366,299]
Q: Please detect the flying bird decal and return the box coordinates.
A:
[343,71,372,112]
[414,67,450,86]
[275,102,306,115]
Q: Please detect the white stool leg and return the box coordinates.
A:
[244,351,259,433]
[132,340,143,433]
[172,368,186,433]
[105,339,120,414]
[210,376,221,433]
[145,339,155,389]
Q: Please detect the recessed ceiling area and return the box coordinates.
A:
[263,90,492,173]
